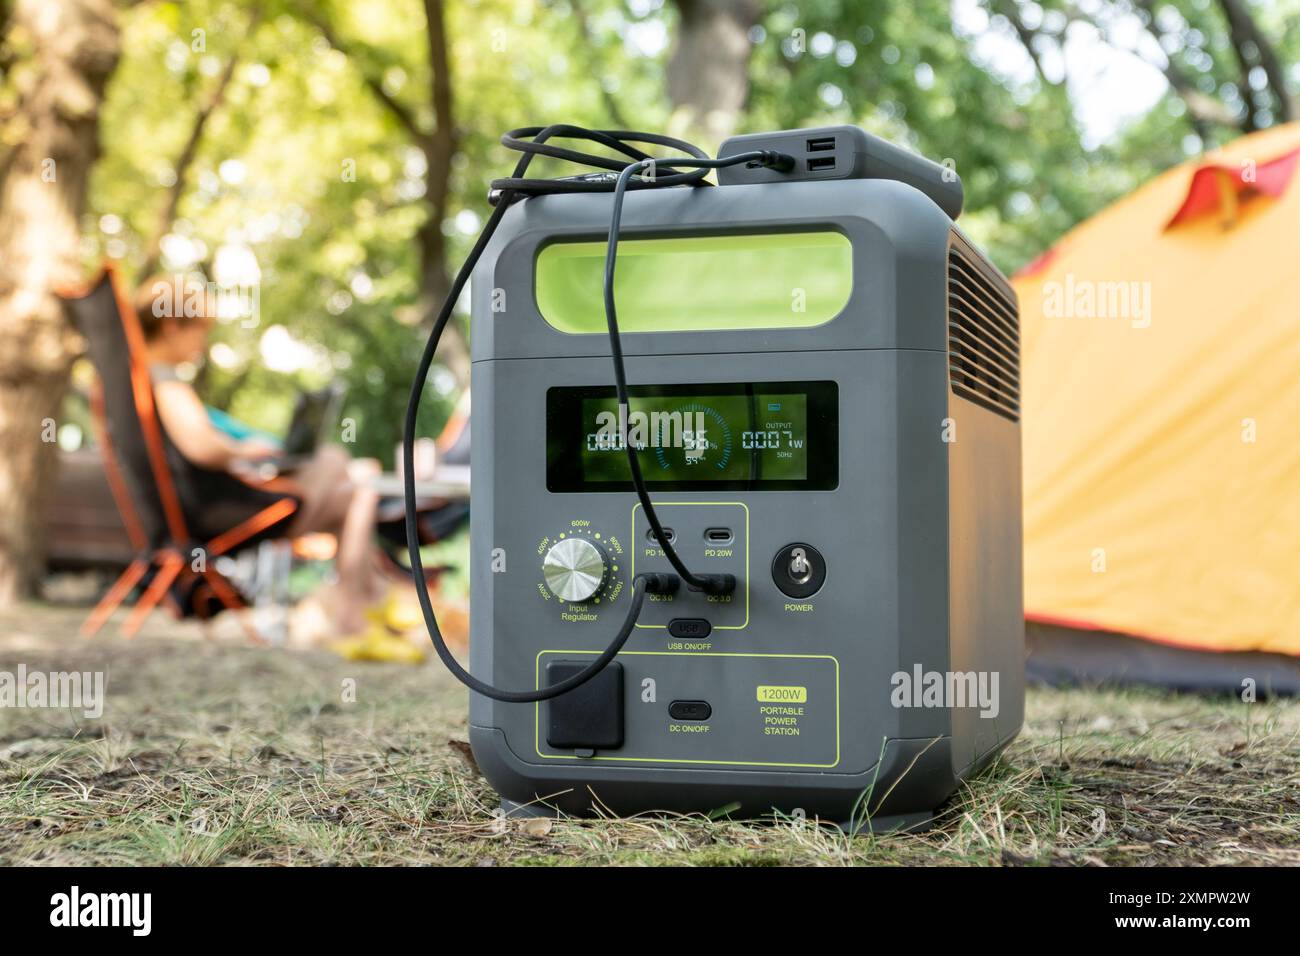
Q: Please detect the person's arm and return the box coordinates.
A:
[153,380,272,470]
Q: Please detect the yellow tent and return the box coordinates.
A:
[1014,122,1300,683]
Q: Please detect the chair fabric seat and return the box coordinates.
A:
[170,451,301,548]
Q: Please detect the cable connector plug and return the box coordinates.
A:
[748,149,796,173]
[692,573,737,596]
[640,572,681,595]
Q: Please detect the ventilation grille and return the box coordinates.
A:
[947,238,1020,421]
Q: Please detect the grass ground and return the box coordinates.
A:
[1,601,1297,866]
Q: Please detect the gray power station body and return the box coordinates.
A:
[467,127,1024,831]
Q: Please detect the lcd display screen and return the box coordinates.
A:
[546,381,837,492]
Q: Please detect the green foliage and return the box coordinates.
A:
[76,0,1299,463]
[83,0,671,462]
[742,0,1300,270]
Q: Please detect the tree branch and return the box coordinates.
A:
[570,0,630,126]
[0,0,13,81]
[299,2,427,142]
[990,0,1059,87]
[294,0,469,390]
[141,47,243,274]
[1091,0,1244,132]
[1217,0,1293,124]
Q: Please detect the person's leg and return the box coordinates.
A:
[332,458,385,633]
[283,446,387,634]
[286,444,353,537]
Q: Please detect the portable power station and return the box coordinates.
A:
[405,124,1024,832]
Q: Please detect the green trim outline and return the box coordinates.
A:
[533,649,841,769]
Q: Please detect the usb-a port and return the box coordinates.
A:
[807,156,836,171]
[807,137,835,152]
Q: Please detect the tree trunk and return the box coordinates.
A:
[415,0,470,389]
[666,0,760,146]
[0,0,119,604]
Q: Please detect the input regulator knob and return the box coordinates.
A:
[542,536,610,603]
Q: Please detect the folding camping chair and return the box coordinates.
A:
[59,265,298,641]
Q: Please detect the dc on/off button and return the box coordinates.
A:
[669,700,712,721]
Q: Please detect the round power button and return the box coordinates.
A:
[771,543,826,598]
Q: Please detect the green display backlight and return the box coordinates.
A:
[546,381,839,493]
[580,392,809,484]
[535,231,852,334]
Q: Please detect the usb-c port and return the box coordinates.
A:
[704,528,734,545]
[807,137,835,152]
[648,527,675,546]
[807,156,836,171]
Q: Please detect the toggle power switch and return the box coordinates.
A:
[789,547,812,583]
[772,542,826,598]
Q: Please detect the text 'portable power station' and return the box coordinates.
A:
[459,125,1023,833]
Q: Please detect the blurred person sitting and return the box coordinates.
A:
[137,273,385,635]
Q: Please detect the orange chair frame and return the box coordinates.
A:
[63,264,298,641]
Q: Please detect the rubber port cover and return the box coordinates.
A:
[545,660,624,750]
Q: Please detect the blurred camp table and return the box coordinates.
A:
[369,463,470,501]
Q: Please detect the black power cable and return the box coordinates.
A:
[403,124,794,703]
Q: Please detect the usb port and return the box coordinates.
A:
[704,528,734,545]
[807,137,835,152]
[648,527,675,546]
[807,156,836,171]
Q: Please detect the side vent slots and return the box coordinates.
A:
[946,237,1020,421]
